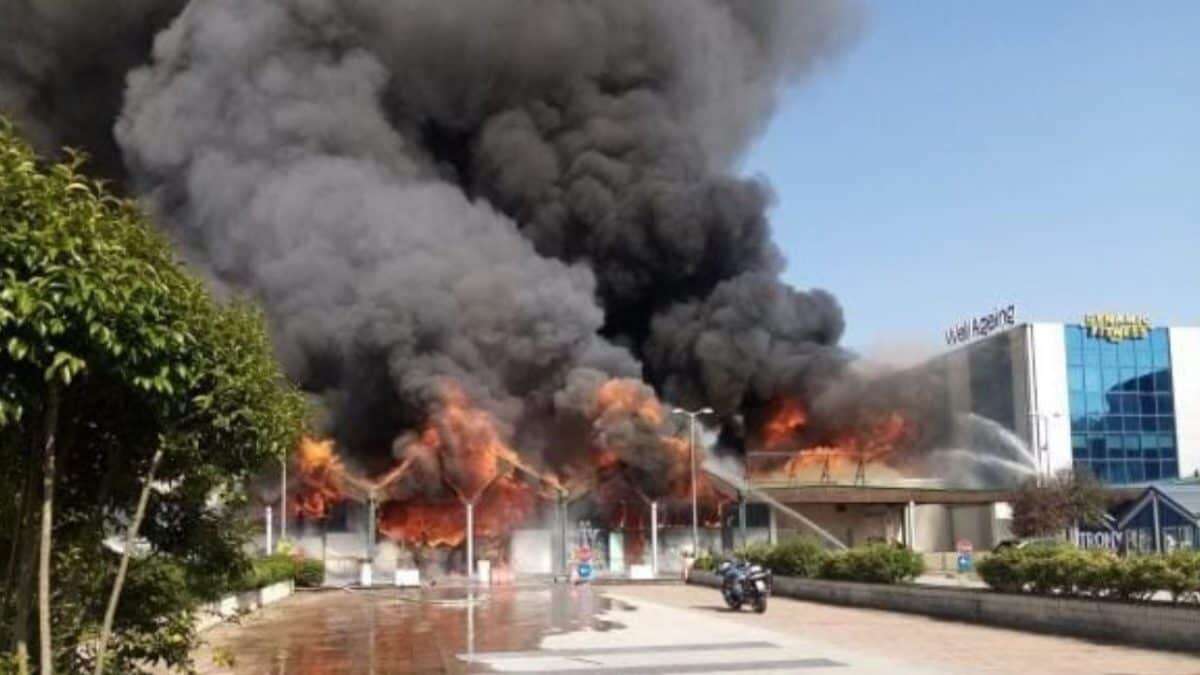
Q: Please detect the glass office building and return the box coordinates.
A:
[928,320,1200,486]
[1065,325,1178,483]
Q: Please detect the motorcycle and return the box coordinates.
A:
[717,559,771,613]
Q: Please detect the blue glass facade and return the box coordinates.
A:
[1065,325,1179,483]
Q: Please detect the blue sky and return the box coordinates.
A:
[741,1,1198,352]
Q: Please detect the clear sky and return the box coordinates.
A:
[741,1,1198,353]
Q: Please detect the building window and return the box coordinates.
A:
[1065,326,1178,484]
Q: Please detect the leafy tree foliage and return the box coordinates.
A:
[0,119,308,674]
[1010,468,1110,538]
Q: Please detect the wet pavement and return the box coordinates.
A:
[189,584,625,674]
[186,582,1200,674]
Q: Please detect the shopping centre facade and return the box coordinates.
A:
[931,315,1200,484]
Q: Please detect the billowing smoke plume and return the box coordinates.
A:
[103,0,857,471]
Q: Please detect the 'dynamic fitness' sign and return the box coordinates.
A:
[1083,313,1151,342]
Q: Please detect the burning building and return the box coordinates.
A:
[4,0,1084,575]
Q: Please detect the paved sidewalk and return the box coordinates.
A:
[602,584,1200,675]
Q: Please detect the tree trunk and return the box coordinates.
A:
[92,447,163,675]
[38,384,61,675]
[3,457,35,634]
[13,504,38,675]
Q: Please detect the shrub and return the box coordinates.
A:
[1163,551,1200,604]
[977,546,1200,602]
[819,544,925,584]
[766,537,827,578]
[692,552,717,572]
[294,558,325,588]
[235,553,297,592]
[735,542,774,568]
[1111,555,1171,602]
[976,547,1025,593]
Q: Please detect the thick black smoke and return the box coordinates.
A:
[2,0,868,476]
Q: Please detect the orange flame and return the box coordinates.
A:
[761,396,807,448]
[753,397,917,483]
[292,436,346,519]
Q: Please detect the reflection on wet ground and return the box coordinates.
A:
[192,584,627,674]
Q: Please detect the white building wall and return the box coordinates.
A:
[1169,327,1200,478]
[1028,323,1073,476]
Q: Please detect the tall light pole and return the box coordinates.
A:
[672,407,714,555]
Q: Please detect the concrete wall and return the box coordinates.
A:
[1170,326,1200,478]
[775,503,903,549]
[912,504,1001,552]
[1029,323,1072,475]
[688,571,1200,652]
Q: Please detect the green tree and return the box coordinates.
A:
[1011,468,1110,539]
[0,119,307,674]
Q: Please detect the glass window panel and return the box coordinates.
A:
[1144,434,1160,459]
[1140,394,1156,415]
[1158,394,1174,415]
[1084,366,1101,392]
[1068,367,1084,392]
[1101,342,1118,366]
[1109,462,1129,484]
[1086,392,1105,414]
[1090,461,1108,482]
[1072,434,1087,451]
[1160,417,1175,432]
[1141,417,1158,432]
[1155,370,1172,392]
[1153,341,1170,367]
[1163,461,1179,479]
[1125,416,1143,432]
[1066,325,1083,348]
[1151,329,1169,353]
[1069,395,1085,420]
[1106,416,1124,432]
[1067,347,1083,366]
[1125,434,1142,457]
[1118,368,1136,390]
[1140,374,1155,393]
[1089,437,1107,460]
[1104,368,1121,391]
[1085,349,1101,367]
[1117,340,1135,365]
[1145,462,1161,481]
[1088,414,1105,432]
[1134,338,1152,364]
[1107,435,1125,459]
[1160,433,1176,452]
[1128,461,1145,483]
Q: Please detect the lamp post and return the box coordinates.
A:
[671,407,714,555]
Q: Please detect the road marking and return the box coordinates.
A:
[462,641,779,660]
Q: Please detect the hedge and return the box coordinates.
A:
[232,553,325,592]
[697,539,924,585]
[976,546,1200,604]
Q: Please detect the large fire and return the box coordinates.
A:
[291,436,346,519]
[752,396,917,484]
[289,375,736,572]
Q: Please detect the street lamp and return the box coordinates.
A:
[672,407,714,555]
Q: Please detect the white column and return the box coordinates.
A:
[1169,327,1200,478]
[650,501,659,577]
[466,501,474,584]
[1028,323,1072,476]
[265,505,273,555]
[280,459,287,542]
